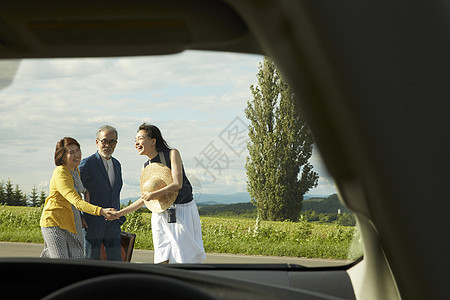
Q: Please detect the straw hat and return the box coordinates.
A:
[140,162,178,213]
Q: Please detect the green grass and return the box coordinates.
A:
[0,205,44,243]
[0,205,363,260]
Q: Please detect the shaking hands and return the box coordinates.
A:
[100,208,120,221]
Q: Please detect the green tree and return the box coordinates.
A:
[12,184,27,206]
[245,57,318,221]
[39,190,47,206]
[4,179,15,205]
[337,213,356,226]
[29,186,40,207]
[0,181,5,204]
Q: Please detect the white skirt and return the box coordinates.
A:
[151,201,206,264]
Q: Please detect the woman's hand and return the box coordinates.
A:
[141,191,156,201]
[100,208,119,221]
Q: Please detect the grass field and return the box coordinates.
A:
[0,205,362,260]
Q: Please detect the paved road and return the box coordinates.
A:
[0,241,349,267]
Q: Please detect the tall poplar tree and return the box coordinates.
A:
[245,57,318,221]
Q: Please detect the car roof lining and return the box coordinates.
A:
[0,0,262,58]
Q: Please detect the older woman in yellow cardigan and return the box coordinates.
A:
[40,137,118,259]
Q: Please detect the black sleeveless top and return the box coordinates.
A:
[144,149,193,204]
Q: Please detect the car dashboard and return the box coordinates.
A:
[1,258,357,299]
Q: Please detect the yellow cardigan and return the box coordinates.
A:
[40,165,102,234]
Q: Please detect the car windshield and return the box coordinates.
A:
[0,50,362,267]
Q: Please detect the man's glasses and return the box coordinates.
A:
[98,139,117,146]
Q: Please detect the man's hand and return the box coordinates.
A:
[84,190,90,203]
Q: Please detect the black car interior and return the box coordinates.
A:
[1,1,448,299]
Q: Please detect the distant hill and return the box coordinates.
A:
[120,192,251,206]
[302,194,350,213]
[198,202,256,217]
[303,194,332,200]
[197,194,347,218]
[120,197,140,206]
[195,192,251,205]
[121,193,341,212]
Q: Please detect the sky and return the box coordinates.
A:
[0,51,337,200]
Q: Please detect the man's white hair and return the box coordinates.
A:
[96,125,118,140]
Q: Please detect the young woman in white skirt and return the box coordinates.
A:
[116,123,206,264]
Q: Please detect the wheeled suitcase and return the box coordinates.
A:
[100,231,136,262]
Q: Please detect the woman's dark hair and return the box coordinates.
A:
[138,123,170,152]
[54,137,80,166]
